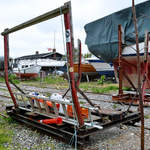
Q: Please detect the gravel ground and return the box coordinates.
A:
[0,83,150,150]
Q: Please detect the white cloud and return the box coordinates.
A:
[0,0,148,58]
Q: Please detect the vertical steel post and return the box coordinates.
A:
[142,32,149,100]
[118,25,123,95]
[64,2,84,127]
[132,1,144,149]
[4,33,18,108]
[76,39,82,87]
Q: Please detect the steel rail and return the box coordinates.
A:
[132,1,144,150]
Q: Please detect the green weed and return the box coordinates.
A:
[91,85,118,94]
[43,75,65,84]
[0,116,14,149]
[0,77,5,82]
[9,74,20,84]
[112,104,118,109]
[79,84,89,91]
[122,87,132,91]
[97,75,106,85]
[144,115,150,119]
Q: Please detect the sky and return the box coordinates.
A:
[0,0,148,58]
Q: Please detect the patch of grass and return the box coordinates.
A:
[0,88,8,92]
[0,74,20,84]
[144,115,150,119]
[46,93,51,97]
[97,75,106,85]
[79,84,89,91]
[43,75,65,84]
[112,104,118,109]
[0,77,5,82]
[21,75,68,89]
[0,116,14,149]
[0,129,12,149]
[9,74,20,84]
[0,116,16,126]
[123,87,132,91]
[91,85,118,94]
[80,101,86,104]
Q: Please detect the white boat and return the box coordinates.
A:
[13,63,41,78]
[37,59,66,67]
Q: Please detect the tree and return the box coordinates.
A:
[83,53,92,58]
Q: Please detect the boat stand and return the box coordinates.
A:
[2,2,140,145]
[112,25,150,106]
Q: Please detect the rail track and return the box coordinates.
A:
[0,82,120,105]
[1,82,150,150]
[0,82,112,96]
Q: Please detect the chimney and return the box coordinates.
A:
[53,49,56,53]
[53,49,56,60]
[35,51,39,55]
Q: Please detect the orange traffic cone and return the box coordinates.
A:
[38,117,62,125]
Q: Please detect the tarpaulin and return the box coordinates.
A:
[84,1,150,62]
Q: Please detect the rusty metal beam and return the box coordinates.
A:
[142,32,149,100]
[118,25,123,95]
[63,2,84,127]
[132,0,144,149]
[4,34,18,108]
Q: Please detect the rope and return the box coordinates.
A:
[59,7,71,89]
[60,8,78,150]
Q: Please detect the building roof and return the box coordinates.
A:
[15,52,63,60]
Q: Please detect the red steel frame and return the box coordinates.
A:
[2,1,84,127]
[4,33,18,108]
[63,3,84,126]
[113,25,150,106]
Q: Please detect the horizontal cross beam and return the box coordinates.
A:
[1,2,70,35]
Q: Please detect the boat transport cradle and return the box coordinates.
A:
[2,1,141,146]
